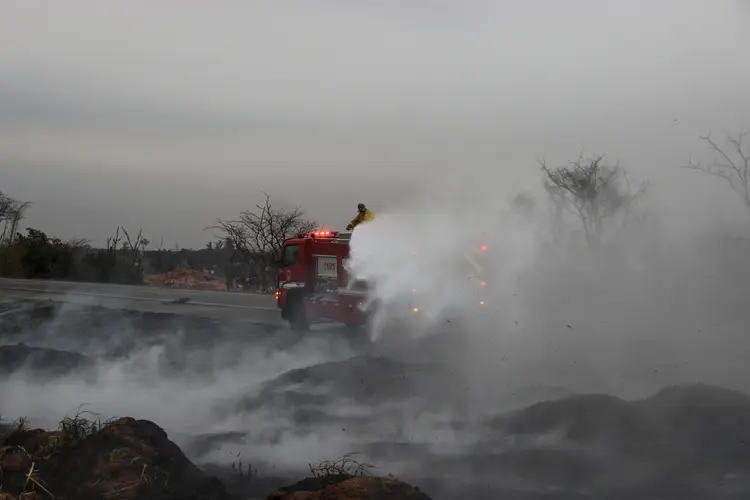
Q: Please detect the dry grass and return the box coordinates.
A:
[23,461,57,499]
[2,410,229,500]
[0,416,30,438]
[58,406,106,441]
[230,451,257,479]
[0,408,121,500]
[36,406,116,461]
[308,454,375,479]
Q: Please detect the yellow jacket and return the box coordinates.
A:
[349,208,375,229]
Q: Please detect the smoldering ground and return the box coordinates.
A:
[3,176,750,498]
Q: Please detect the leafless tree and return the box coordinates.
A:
[210,191,317,292]
[539,152,647,246]
[105,227,122,266]
[120,226,149,272]
[0,192,30,246]
[683,130,750,215]
[0,192,15,220]
[66,237,91,249]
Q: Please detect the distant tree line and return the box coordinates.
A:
[1,127,747,292]
[0,204,279,292]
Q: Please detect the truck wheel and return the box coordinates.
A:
[344,321,371,350]
[287,299,309,332]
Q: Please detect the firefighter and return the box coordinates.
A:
[346,203,374,230]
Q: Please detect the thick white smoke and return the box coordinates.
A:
[343,169,750,403]
[345,182,547,340]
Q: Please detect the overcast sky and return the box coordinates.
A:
[1,0,749,248]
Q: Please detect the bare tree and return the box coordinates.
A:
[210,191,317,292]
[120,227,149,273]
[0,193,31,246]
[539,152,647,245]
[105,227,122,266]
[683,130,750,214]
[66,237,91,249]
[0,191,15,220]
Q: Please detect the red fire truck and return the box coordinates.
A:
[275,230,368,331]
[275,229,490,331]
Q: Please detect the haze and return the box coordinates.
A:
[1,0,749,247]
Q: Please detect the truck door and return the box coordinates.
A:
[279,242,306,285]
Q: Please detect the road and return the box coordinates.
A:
[0,278,283,325]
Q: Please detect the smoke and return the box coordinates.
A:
[3,167,750,496]
[0,302,486,477]
[346,179,543,340]
[346,171,750,399]
[0,300,361,474]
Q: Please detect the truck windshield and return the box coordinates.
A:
[280,244,299,268]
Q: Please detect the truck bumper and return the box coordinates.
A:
[304,295,368,326]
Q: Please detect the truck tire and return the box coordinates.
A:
[287,298,309,332]
[344,321,372,350]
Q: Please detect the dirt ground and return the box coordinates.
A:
[4,298,750,499]
[267,476,431,500]
[0,416,429,500]
[0,416,229,500]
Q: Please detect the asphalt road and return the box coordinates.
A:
[0,277,283,325]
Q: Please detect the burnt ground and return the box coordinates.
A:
[2,298,750,499]
[0,416,230,500]
[0,416,429,500]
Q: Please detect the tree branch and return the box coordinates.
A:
[208,192,317,291]
[682,130,750,211]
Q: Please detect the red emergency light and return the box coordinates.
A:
[480,244,488,251]
[308,230,339,239]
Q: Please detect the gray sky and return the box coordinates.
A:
[1,0,749,247]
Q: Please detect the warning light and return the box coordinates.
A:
[310,230,339,238]
[412,288,416,293]
[480,244,488,251]
[479,301,485,306]
[480,281,486,287]
[412,250,418,255]
[413,307,419,313]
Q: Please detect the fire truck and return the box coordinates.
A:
[275,229,490,332]
[275,230,367,331]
